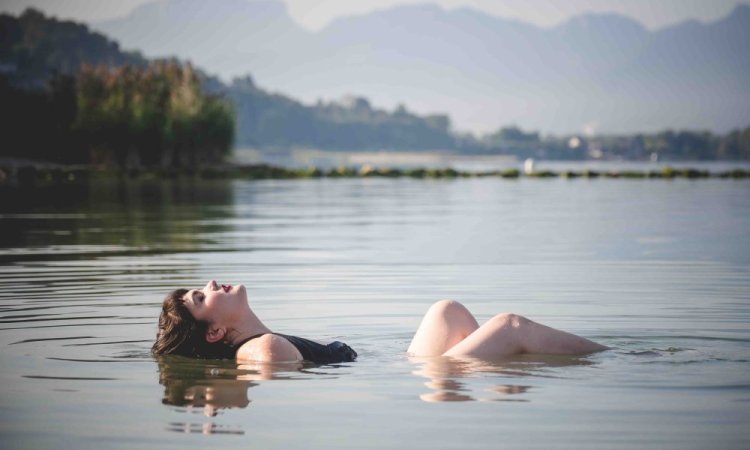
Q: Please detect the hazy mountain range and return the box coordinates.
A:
[3,8,747,162]
[70,1,750,135]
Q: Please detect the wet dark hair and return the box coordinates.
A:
[152,288,236,359]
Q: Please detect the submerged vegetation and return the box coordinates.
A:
[1,163,748,188]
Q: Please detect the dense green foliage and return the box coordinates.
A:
[0,73,82,162]
[75,63,234,167]
[0,62,234,167]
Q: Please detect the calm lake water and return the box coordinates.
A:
[1,173,749,449]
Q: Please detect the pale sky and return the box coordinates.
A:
[1,0,748,30]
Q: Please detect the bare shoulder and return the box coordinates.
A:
[236,334,303,362]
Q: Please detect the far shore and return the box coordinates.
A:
[0,158,748,187]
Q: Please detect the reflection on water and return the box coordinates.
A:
[156,355,354,433]
[409,354,594,402]
[0,179,235,261]
[166,422,245,435]
[158,357,256,414]
[0,174,749,449]
[157,356,314,407]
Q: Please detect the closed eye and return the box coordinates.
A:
[192,290,205,303]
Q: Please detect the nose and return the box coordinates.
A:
[206,280,219,291]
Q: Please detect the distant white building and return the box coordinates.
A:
[524,158,535,175]
[568,136,581,149]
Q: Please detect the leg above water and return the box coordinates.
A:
[444,313,608,359]
[407,300,480,356]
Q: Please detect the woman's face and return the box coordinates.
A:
[182,280,248,326]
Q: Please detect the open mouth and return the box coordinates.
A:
[221,284,231,293]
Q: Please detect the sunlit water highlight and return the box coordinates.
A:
[0,174,749,449]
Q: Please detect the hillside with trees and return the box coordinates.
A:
[228,76,456,151]
[1,10,233,167]
[1,8,748,165]
[0,9,146,84]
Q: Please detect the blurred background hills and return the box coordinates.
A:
[93,0,750,135]
[1,1,749,164]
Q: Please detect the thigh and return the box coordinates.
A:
[407,300,480,356]
[443,313,523,359]
[444,313,608,358]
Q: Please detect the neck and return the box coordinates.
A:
[224,306,272,347]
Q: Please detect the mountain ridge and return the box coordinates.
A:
[91,1,750,134]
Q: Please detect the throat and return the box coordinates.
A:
[227,325,271,348]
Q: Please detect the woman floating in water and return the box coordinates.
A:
[152,280,357,364]
[152,280,606,363]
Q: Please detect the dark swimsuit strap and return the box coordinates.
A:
[234,333,267,349]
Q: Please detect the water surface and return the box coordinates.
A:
[1,175,749,449]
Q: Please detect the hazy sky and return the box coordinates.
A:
[1,0,748,30]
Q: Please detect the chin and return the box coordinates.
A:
[236,284,248,300]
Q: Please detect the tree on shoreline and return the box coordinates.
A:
[0,62,234,168]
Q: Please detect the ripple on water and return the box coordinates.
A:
[0,178,749,449]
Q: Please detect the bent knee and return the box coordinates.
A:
[487,312,528,328]
[427,299,471,317]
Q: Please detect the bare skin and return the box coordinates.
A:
[182,280,303,362]
[407,300,607,359]
[183,283,605,362]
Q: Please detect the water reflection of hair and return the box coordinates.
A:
[156,356,254,409]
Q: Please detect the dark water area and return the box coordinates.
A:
[0,173,749,449]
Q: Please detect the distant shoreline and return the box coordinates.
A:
[1,159,748,187]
